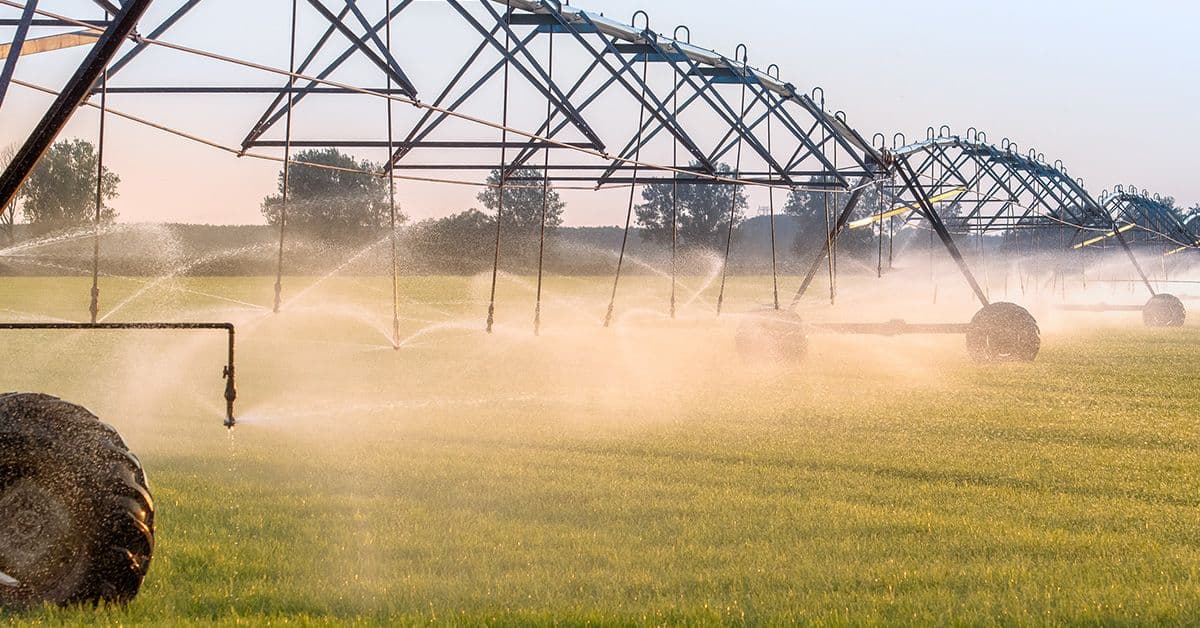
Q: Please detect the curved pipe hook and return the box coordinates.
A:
[872,133,886,149]
[734,43,748,64]
[926,126,936,141]
[811,86,825,107]
[673,24,690,44]
[835,110,847,123]
[632,10,650,33]
[939,124,952,138]
[966,127,979,142]
[767,63,780,80]
[1001,137,1011,150]
[978,131,988,144]
[1054,159,1064,171]
[892,132,906,149]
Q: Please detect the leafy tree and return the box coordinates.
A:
[262,148,398,241]
[634,161,747,250]
[476,168,565,232]
[407,208,496,273]
[18,139,119,233]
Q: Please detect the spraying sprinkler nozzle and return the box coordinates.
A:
[223,364,237,429]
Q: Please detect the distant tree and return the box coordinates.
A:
[407,208,497,273]
[634,161,747,250]
[784,176,903,255]
[476,168,565,232]
[262,148,398,241]
[18,139,119,233]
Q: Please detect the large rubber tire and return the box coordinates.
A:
[1143,294,1186,327]
[0,393,154,609]
[736,309,808,363]
[965,303,1041,363]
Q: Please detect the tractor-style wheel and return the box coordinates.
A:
[965,303,1041,363]
[0,393,154,610]
[736,308,808,363]
[1143,294,1186,327]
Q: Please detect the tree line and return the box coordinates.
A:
[7,140,1200,255]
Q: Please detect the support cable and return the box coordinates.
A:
[716,50,750,317]
[385,0,400,349]
[821,113,834,305]
[829,133,839,304]
[273,0,299,314]
[89,15,107,325]
[767,103,779,309]
[876,180,884,279]
[603,53,649,328]
[534,24,554,336]
[485,1,513,335]
[669,82,679,319]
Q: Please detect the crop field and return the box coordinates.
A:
[0,274,1198,625]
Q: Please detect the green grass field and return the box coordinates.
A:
[0,274,1197,625]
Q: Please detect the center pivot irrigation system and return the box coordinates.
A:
[0,0,1195,609]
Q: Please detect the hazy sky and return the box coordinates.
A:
[3,0,1198,226]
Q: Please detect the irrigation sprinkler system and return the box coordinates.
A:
[775,129,1196,358]
[0,0,1196,609]
[1050,186,1198,326]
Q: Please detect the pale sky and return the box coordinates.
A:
[3,0,1198,226]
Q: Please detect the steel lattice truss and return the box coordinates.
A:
[886,131,1112,244]
[1,0,888,190]
[1099,188,1199,250]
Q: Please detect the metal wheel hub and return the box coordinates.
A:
[0,478,75,587]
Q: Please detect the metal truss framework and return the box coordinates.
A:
[1099,187,1199,251]
[0,0,897,337]
[791,128,1174,306]
[0,1,1193,346]
[10,0,887,189]
[889,130,1110,240]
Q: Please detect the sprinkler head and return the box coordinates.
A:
[223,364,238,429]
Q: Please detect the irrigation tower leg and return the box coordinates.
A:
[1112,228,1156,296]
[789,179,870,306]
[895,157,990,307]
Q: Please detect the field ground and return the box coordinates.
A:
[0,274,1197,625]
